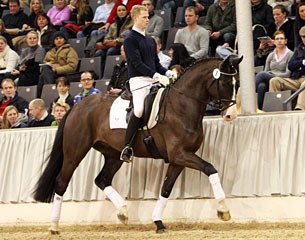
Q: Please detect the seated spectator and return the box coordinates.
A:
[37,31,79,97]
[268,0,293,14]
[204,0,236,56]
[107,45,128,95]
[9,31,45,86]
[251,0,276,50]
[47,0,71,30]
[0,78,29,124]
[2,0,29,38]
[168,43,196,69]
[174,6,209,60]
[26,0,45,29]
[152,36,171,69]
[95,4,133,77]
[77,0,114,39]
[49,76,74,113]
[256,30,293,109]
[142,0,164,37]
[61,0,94,38]
[0,19,14,49]
[254,35,275,66]
[51,101,70,126]
[74,71,101,105]
[175,0,214,27]
[28,98,55,127]
[1,105,27,129]
[294,2,305,48]
[272,4,294,50]
[0,36,20,82]
[269,26,305,110]
[35,12,57,52]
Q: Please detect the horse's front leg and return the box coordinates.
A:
[152,164,184,233]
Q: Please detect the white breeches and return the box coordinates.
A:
[129,76,156,118]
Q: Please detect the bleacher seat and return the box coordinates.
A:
[174,7,183,26]
[17,85,37,102]
[95,79,110,93]
[165,27,178,49]
[40,84,57,110]
[79,57,102,79]
[262,90,292,112]
[68,37,87,58]
[154,9,173,31]
[69,82,83,97]
[103,55,122,79]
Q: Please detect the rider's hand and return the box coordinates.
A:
[153,73,170,86]
[165,70,177,81]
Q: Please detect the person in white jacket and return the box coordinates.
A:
[0,36,19,82]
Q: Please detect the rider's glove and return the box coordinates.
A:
[153,73,170,86]
[165,70,178,81]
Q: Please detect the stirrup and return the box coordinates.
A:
[120,146,134,163]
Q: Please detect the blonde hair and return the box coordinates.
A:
[130,4,147,18]
[1,105,19,129]
[30,0,44,13]
[51,102,70,116]
[29,98,46,109]
[0,35,8,44]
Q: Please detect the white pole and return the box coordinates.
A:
[236,0,256,113]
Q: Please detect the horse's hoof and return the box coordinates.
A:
[48,227,60,235]
[117,205,128,224]
[154,220,166,234]
[217,210,231,221]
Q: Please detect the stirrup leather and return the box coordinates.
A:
[120,146,134,163]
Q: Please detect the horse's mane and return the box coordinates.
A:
[175,57,222,82]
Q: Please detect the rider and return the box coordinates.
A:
[120,5,177,163]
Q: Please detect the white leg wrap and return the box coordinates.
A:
[104,186,126,210]
[51,193,63,222]
[209,173,226,201]
[152,195,168,222]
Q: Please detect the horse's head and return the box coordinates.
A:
[207,55,243,111]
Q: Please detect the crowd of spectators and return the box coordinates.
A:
[1,0,305,129]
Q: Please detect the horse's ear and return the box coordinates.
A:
[229,55,243,67]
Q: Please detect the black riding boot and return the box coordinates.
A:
[120,112,141,163]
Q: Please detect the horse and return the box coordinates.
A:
[33,55,243,234]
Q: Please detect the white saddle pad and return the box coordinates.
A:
[110,88,165,129]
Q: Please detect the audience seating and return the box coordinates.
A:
[103,55,123,79]
[79,57,102,79]
[165,27,178,49]
[174,7,183,26]
[69,82,83,97]
[262,90,292,112]
[40,84,58,110]
[95,79,110,93]
[17,85,37,102]
[68,37,87,58]
[154,9,173,31]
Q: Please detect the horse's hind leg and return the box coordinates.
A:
[94,151,128,224]
[152,164,184,233]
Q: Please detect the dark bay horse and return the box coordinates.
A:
[33,55,243,233]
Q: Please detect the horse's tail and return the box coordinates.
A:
[33,109,71,203]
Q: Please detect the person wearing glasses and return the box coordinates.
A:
[269,26,305,110]
[255,30,293,110]
[73,71,101,105]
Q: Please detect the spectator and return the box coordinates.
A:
[255,30,293,109]
[47,0,71,29]
[269,26,305,110]
[272,4,295,50]
[142,0,164,37]
[95,4,133,77]
[174,6,209,59]
[168,42,196,69]
[268,0,293,13]
[204,0,236,56]
[35,12,57,52]
[294,2,305,48]
[61,0,94,38]
[28,98,55,127]
[251,0,276,50]
[0,36,19,82]
[77,0,115,39]
[73,71,101,105]
[152,36,171,69]
[254,34,276,67]
[37,31,79,97]
[9,31,45,86]
[0,19,14,49]
[48,76,74,113]
[27,0,44,28]
[107,45,129,95]
[2,0,29,37]
[0,78,28,124]
[175,0,215,27]
[1,105,27,129]
[51,101,70,126]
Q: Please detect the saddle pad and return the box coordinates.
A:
[109,88,165,129]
